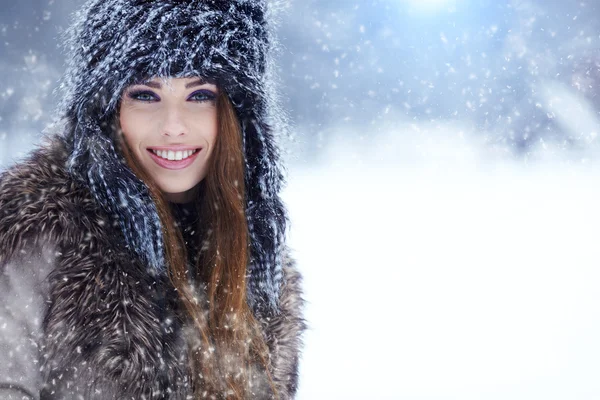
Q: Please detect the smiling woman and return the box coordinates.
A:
[0,0,306,399]
[118,77,220,203]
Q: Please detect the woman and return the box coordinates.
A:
[0,0,306,399]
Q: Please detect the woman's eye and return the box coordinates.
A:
[128,91,157,102]
[189,90,217,102]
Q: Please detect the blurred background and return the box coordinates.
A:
[2,0,600,398]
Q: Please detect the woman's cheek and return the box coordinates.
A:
[121,111,148,142]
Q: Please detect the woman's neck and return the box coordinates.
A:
[164,182,202,204]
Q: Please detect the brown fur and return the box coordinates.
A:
[0,135,307,399]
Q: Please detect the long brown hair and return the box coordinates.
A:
[116,90,279,399]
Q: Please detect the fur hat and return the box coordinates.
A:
[54,0,288,317]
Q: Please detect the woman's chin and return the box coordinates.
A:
[160,183,201,203]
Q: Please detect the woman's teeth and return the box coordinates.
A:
[151,149,198,161]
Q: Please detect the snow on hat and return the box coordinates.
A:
[55,0,288,316]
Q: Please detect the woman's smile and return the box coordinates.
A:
[147,147,202,170]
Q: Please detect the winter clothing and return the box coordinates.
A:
[0,136,306,399]
[170,200,203,267]
[0,0,305,398]
[61,0,289,317]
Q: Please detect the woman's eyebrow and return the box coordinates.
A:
[185,79,208,88]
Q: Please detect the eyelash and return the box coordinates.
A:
[127,90,217,103]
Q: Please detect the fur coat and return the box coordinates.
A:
[0,135,306,399]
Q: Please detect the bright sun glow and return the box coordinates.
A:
[405,0,457,12]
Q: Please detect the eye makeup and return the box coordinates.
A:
[188,89,217,102]
[125,88,217,103]
[127,90,158,102]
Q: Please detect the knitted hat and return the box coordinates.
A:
[55,0,288,317]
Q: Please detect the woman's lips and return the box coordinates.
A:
[147,148,201,170]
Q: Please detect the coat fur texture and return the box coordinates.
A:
[0,135,306,399]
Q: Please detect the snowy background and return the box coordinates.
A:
[2,0,600,399]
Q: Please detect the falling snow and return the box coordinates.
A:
[1,0,600,399]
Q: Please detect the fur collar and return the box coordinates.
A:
[0,135,306,399]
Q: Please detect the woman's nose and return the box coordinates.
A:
[161,107,188,137]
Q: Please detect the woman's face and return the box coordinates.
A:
[119,76,218,203]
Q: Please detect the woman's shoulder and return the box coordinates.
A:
[0,134,72,186]
[0,135,99,261]
[0,134,77,208]
[279,249,306,316]
[259,247,308,398]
